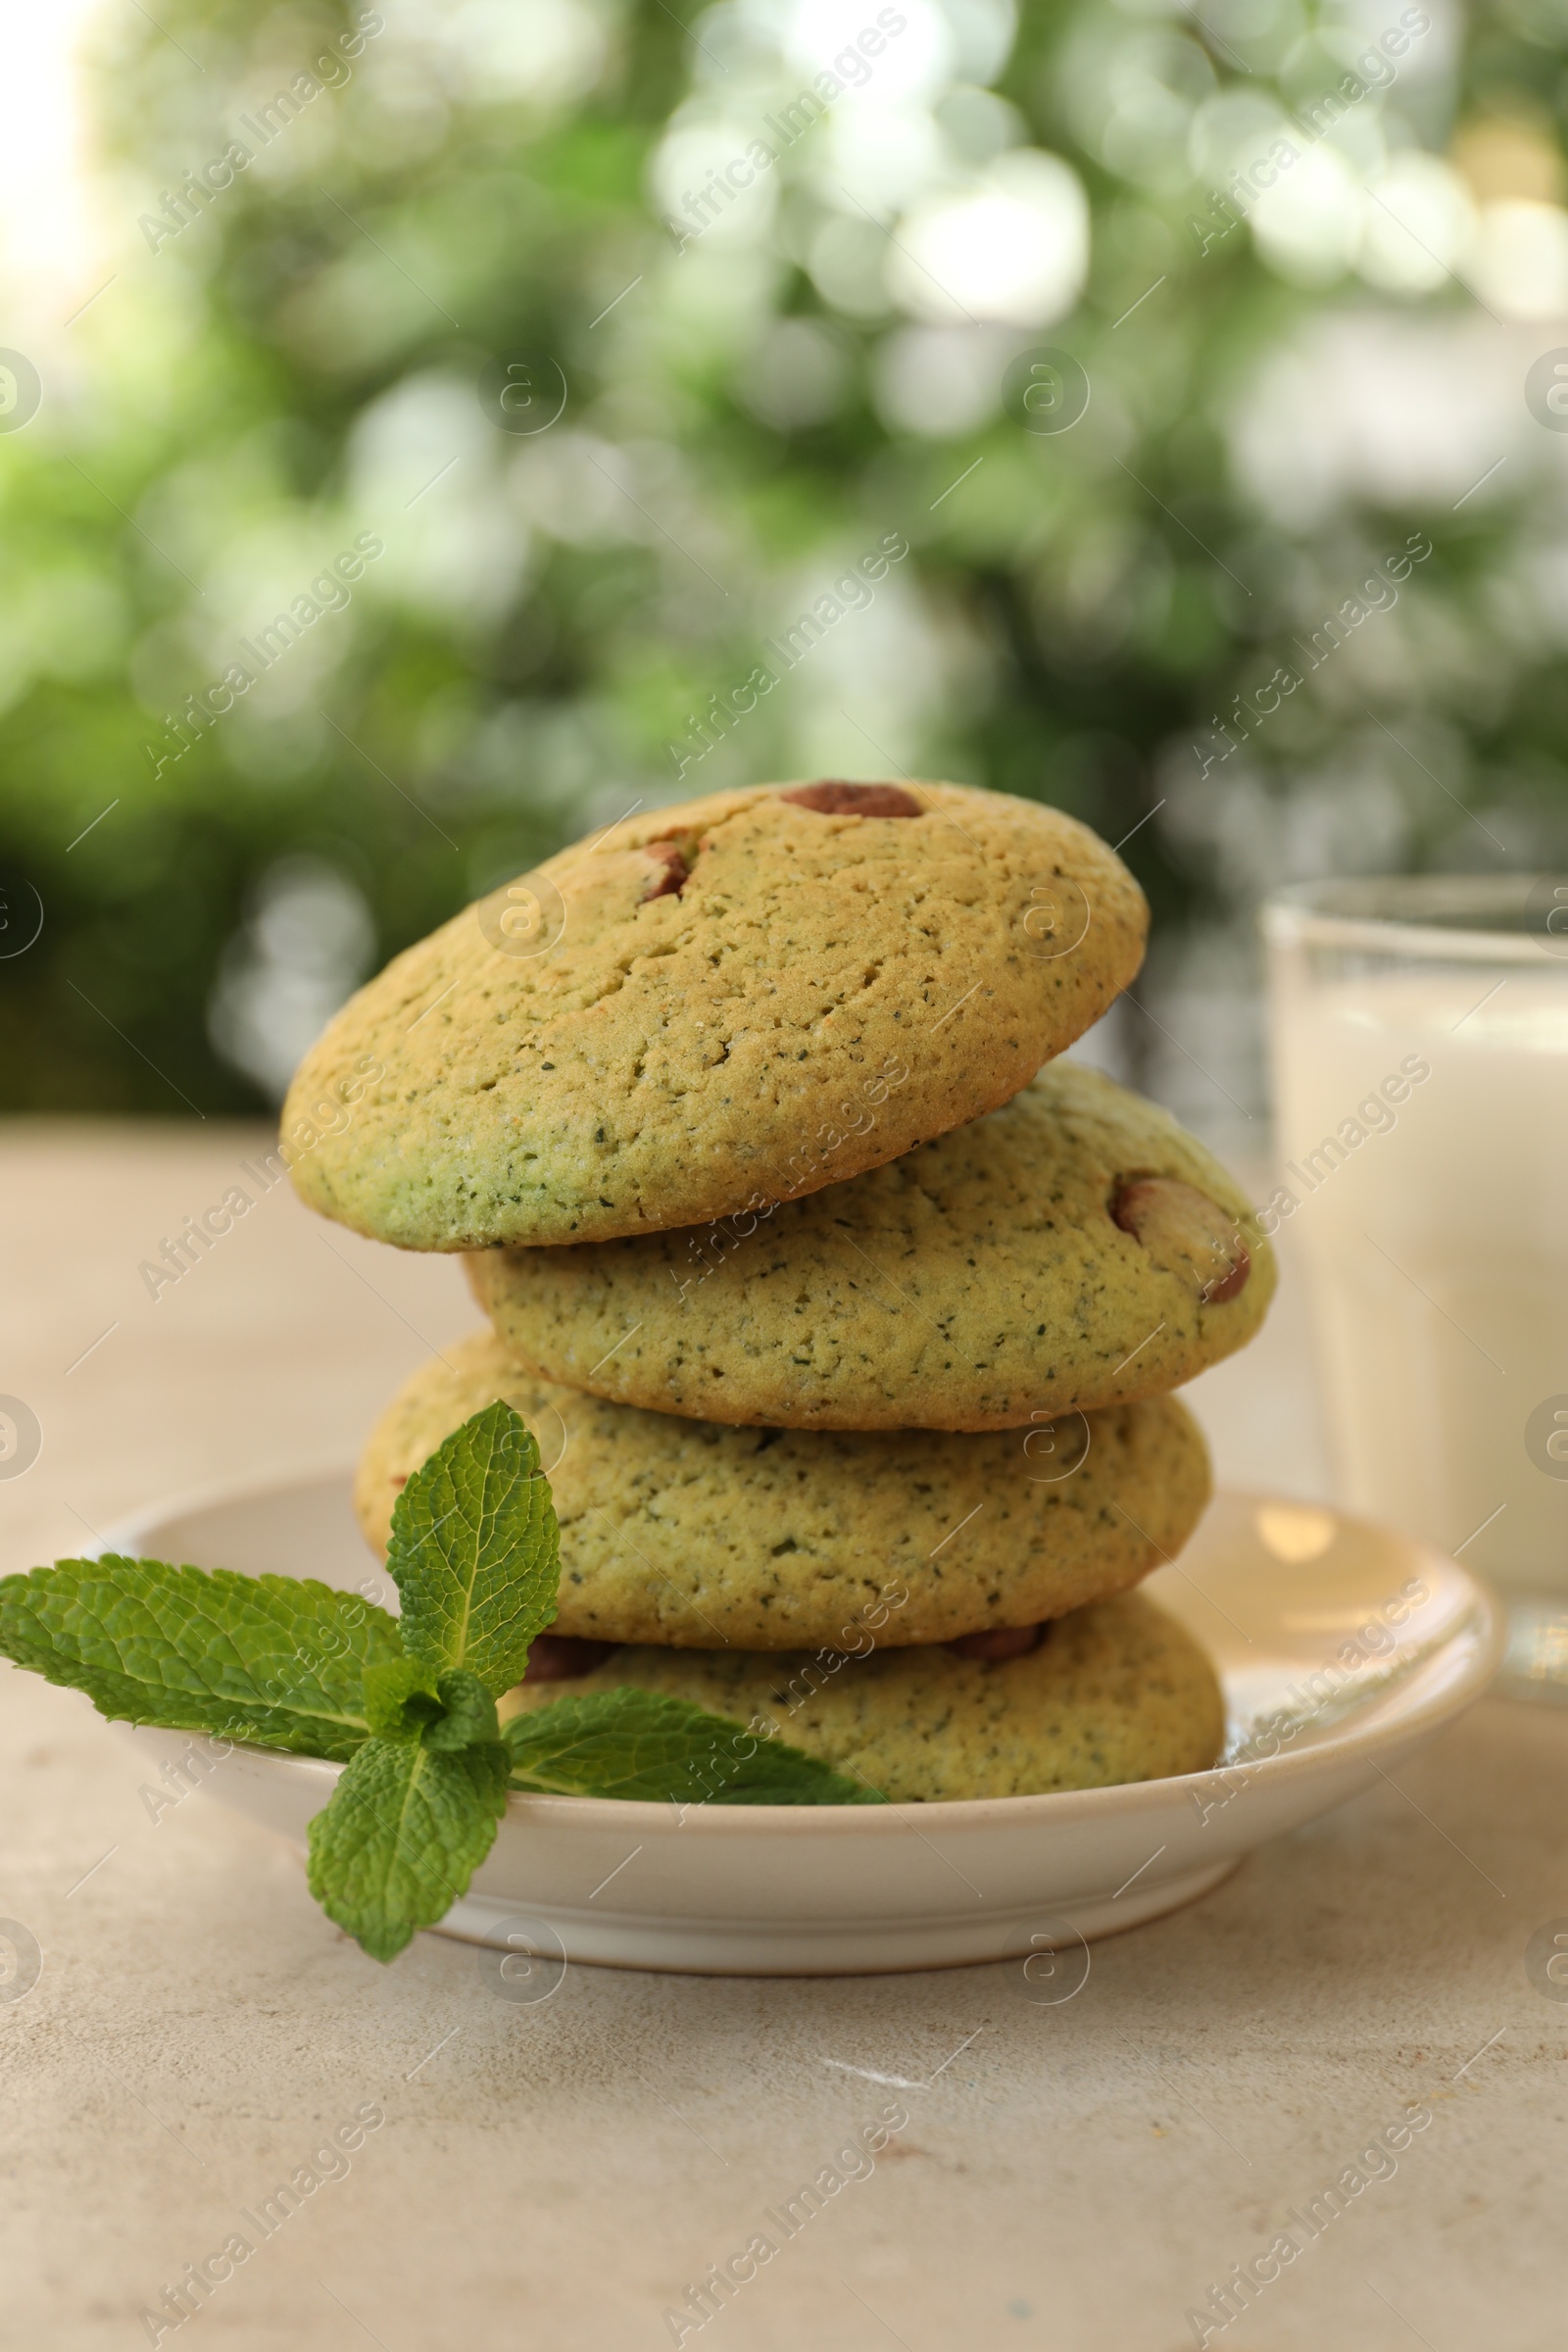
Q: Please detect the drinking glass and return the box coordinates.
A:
[1263,874,1568,1698]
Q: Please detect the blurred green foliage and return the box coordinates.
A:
[1,0,1565,1121]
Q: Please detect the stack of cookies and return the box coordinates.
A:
[286,779,1274,1802]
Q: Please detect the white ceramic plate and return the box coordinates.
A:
[100,1478,1501,1977]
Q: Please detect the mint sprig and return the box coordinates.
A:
[0,1404,882,1964]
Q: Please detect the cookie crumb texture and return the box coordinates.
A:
[506,1592,1225,1801]
[355,1330,1211,1649]
[470,1062,1276,1429]
[282,781,1148,1249]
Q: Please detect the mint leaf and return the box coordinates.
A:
[419,1669,500,1752]
[306,1735,511,1962]
[504,1689,885,1805]
[387,1402,559,1696]
[362,1659,499,1750]
[362,1656,441,1738]
[0,1558,401,1760]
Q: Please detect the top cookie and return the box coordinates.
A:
[281,779,1147,1249]
[468,1060,1275,1430]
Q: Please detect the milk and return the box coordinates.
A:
[1267,966,1568,1593]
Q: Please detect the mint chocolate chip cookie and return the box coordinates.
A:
[503,1592,1225,1802]
[469,1060,1273,1430]
[283,780,1147,1250]
[354,1329,1210,1651]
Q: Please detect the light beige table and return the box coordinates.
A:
[1,1123,1562,2351]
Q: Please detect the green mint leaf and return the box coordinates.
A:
[362,1660,499,1750]
[503,1689,886,1806]
[420,1669,500,1752]
[362,1657,441,1738]
[0,1558,401,1760]
[306,1735,511,1962]
[387,1402,559,1697]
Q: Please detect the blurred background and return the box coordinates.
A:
[1,0,1565,1145]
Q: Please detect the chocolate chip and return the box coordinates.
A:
[946,1623,1044,1663]
[1110,1176,1251,1303]
[641,841,689,899]
[520,1635,619,1684]
[779,780,922,818]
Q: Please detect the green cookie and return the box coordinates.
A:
[471,1060,1274,1430]
[503,1592,1225,1802]
[283,779,1147,1250]
[356,1329,1211,1652]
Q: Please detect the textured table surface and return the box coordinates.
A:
[1,1121,1561,2352]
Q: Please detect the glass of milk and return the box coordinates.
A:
[1263,876,1568,1688]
